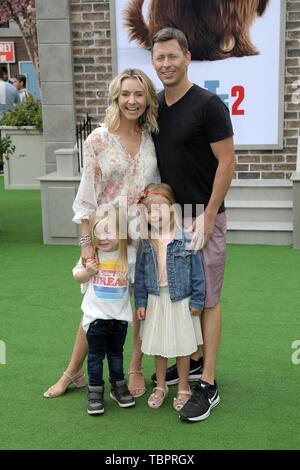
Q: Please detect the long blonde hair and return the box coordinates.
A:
[104,69,158,133]
[89,206,128,271]
[138,183,181,251]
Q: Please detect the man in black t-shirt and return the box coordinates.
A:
[151,28,236,422]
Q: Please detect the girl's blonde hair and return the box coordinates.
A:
[104,69,158,133]
[139,183,176,207]
[89,206,128,271]
[138,183,180,246]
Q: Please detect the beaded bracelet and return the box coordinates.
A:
[79,235,92,247]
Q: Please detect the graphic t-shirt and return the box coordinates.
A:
[73,246,136,332]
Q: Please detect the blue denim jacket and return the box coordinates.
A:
[134,230,205,310]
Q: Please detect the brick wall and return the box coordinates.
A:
[70,0,300,180]
[70,0,112,127]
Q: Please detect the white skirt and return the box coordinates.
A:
[140,288,203,358]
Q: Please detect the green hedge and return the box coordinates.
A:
[0,96,43,132]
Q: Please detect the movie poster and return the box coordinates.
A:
[113,0,285,148]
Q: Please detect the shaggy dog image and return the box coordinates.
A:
[124,0,270,61]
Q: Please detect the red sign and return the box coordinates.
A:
[0,42,15,63]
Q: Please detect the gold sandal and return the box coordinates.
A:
[173,390,191,411]
[43,371,86,398]
[148,386,168,409]
[128,370,146,398]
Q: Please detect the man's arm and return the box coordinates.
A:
[204,136,235,242]
[192,136,235,248]
[206,135,236,217]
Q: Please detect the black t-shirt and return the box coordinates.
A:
[152,84,234,216]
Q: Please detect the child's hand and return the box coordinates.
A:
[85,258,98,276]
[136,307,146,320]
[190,307,202,316]
[81,245,97,267]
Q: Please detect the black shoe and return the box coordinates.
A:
[110,379,135,408]
[179,379,220,422]
[87,385,104,415]
[151,357,204,386]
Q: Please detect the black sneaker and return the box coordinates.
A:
[87,385,104,415]
[110,379,135,408]
[179,379,220,422]
[151,357,204,386]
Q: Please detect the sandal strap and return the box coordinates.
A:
[63,371,74,383]
[152,386,168,398]
[63,371,84,384]
[177,390,191,396]
[148,386,168,408]
[128,370,143,376]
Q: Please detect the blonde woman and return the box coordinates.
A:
[44,69,160,399]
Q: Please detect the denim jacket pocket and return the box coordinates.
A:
[144,251,155,289]
[173,252,192,289]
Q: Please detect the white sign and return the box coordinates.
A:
[113,0,285,149]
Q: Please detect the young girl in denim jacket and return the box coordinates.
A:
[134,183,205,411]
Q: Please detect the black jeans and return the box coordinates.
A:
[86,319,128,386]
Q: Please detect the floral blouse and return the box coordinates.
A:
[72,126,160,223]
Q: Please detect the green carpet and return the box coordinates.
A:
[0,175,300,450]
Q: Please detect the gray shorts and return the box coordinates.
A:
[202,212,227,309]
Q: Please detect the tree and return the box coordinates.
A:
[0,1,40,85]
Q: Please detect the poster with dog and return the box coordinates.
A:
[113,0,285,148]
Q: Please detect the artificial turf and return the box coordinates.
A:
[0,175,300,450]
